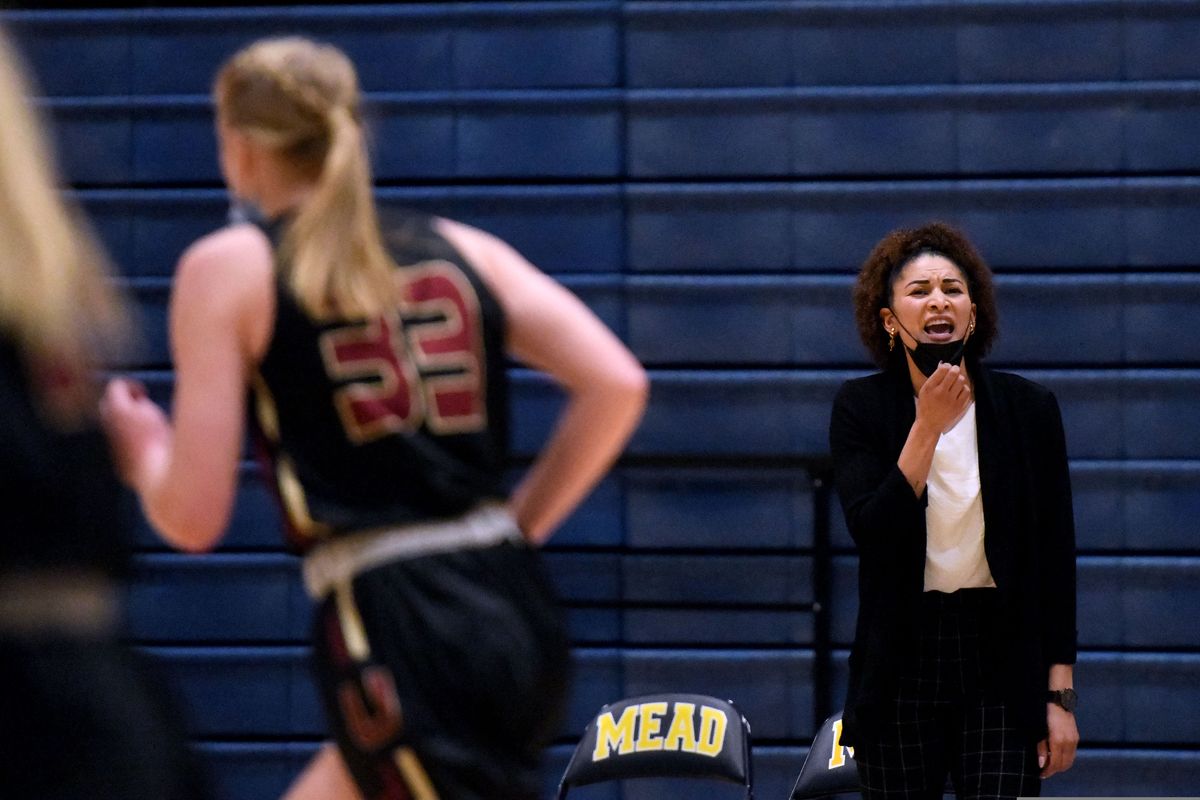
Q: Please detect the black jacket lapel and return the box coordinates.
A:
[884,364,917,460]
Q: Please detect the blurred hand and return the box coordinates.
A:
[99,377,170,491]
[916,363,972,433]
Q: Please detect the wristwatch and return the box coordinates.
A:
[1046,688,1078,713]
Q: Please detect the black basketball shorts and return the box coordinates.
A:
[311,538,571,800]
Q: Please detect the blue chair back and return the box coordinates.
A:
[557,693,753,799]
[791,712,861,799]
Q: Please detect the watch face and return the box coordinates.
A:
[1058,688,1078,712]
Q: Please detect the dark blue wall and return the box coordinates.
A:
[7,2,1200,797]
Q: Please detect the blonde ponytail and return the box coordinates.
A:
[282,104,394,319]
[0,25,130,422]
[215,37,395,321]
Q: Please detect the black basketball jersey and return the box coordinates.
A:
[0,339,130,575]
[251,212,510,552]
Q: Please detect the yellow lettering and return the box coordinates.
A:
[827,719,854,768]
[662,702,698,753]
[696,706,728,756]
[592,705,638,761]
[635,702,668,751]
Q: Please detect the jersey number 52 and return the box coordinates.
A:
[319,261,487,443]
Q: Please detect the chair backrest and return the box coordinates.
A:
[791,711,861,800]
[556,693,754,799]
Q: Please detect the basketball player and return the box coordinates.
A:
[102,36,648,800]
[0,23,209,800]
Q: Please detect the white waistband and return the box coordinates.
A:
[0,571,119,637]
[302,502,523,599]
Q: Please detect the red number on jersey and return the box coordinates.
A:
[319,314,423,443]
[399,262,487,434]
[318,260,487,443]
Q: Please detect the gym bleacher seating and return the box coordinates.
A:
[6,1,1199,797]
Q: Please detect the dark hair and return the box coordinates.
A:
[852,221,998,367]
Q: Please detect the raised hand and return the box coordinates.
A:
[916,362,972,433]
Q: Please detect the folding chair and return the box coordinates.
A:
[557,693,754,799]
[793,710,965,799]
[791,711,861,800]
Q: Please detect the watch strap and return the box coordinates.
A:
[1046,688,1078,712]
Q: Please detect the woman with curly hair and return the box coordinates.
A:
[829,221,1079,799]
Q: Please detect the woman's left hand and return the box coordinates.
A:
[1037,703,1079,779]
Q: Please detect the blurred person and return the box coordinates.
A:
[102,36,648,800]
[0,24,209,800]
[829,222,1078,799]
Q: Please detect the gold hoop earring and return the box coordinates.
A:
[968,320,976,336]
[887,329,895,351]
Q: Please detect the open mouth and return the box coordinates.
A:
[923,320,956,342]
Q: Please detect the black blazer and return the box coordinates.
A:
[829,359,1077,746]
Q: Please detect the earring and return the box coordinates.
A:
[968,320,976,335]
[887,328,895,351]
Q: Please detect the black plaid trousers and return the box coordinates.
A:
[854,588,1041,800]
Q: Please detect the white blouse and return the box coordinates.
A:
[923,401,996,593]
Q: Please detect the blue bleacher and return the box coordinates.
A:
[7,1,1200,797]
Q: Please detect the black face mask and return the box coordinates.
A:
[889,314,968,378]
